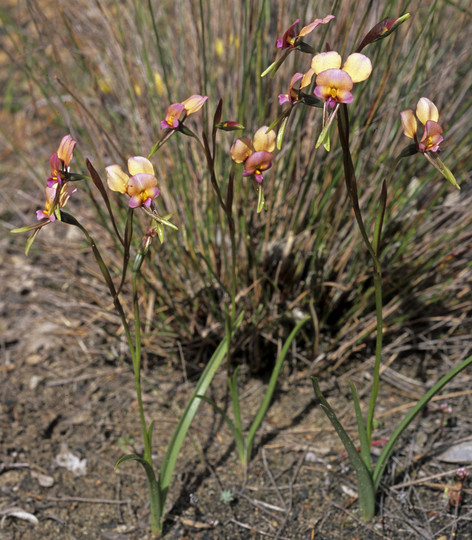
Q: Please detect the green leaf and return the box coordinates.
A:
[115,453,162,533]
[276,115,289,150]
[373,354,472,490]
[195,394,246,464]
[256,185,266,213]
[315,123,330,151]
[349,381,371,472]
[245,316,311,465]
[158,312,244,503]
[312,378,375,521]
[229,366,243,435]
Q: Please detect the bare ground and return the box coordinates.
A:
[1,226,472,539]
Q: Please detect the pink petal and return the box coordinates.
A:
[277,19,299,49]
[243,150,274,175]
[298,14,335,37]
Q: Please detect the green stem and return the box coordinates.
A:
[337,105,383,444]
[132,269,151,461]
[61,212,161,535]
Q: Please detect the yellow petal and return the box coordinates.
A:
[311,51,342,74]
[128,156,154,176]
[106,164,129,194]
[416,97,439,125]
[300,68,315,90]
[230,137,252,163]
[342,53,372,83]
[400,109,417,139]
[253,126,276,152]
[181,94,208,115]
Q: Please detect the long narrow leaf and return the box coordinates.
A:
[373,354,472,490]
[195,395,246,464]
[245,316,310,463]
[349,381,371,472]
[158,311,244,502]
[229,367,243,435]
[312,377,376,521]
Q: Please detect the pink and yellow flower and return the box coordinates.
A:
[400,97,443,153]
[279,72,306,105]
[47,134,77,188]
[160,94,208,130]
[36,183,77,222]
[230,126,276,183]
[276,15,335,50]
[311,51,372,108]
[106,156,160,208]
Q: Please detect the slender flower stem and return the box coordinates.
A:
[337,105,382,445]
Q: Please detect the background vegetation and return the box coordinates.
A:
[2,0,472,375]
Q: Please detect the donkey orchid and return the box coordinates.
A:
[311,51,372,108]
[106,156,160,208]
[47,134,77,188]
[36,183,77,222]
[230,126,276,184]
[276,15,335,50]
[160,94,208,130]
[400,98,460,189]
[400,97,443,153]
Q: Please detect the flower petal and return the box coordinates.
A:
[288,72,304,99]
[342,53,372,83]
[253,126,276,152]
[416,97,439,125]
[316,68,353,91]
[400,109,417,139]
[126,173,158,196]
[419,120,443,152]
[162,102,185,129]
[128,156,154,176]
[230,137,253,163]
[243,150,274,175]
[57,134,77,166]
[298,14,335,37]
[300,68,315,90]
[276,19,299,49]
[181,94,208,115]
[311,51,342,74]
[106,164,129,193]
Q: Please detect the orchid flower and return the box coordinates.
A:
[278,72,308,105]
[311,51,372,108]
[400,97,444,153]
[262,15,334,78]
[46,134,77,188]
[400,98,460,189]
[36,183,77,222]
[160,94,208,130]
[106,157,160,208]
[230,126,276,184]
[276,15,335,50]
[308,51,372,149]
